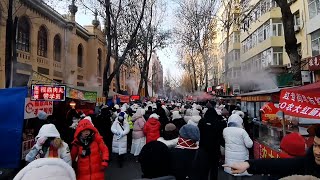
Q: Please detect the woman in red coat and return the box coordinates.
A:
[143,113,161,143]
[71,118,109,180]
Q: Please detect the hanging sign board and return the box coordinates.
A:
[31,84,66,101]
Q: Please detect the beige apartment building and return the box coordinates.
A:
[0,0,134,95]
[215,0,319,93]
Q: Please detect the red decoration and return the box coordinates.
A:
[279,82,320,119]
[308,55,320,71]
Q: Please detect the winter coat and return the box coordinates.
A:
[144,117,161,143]
[25,124,71,165]
[111,118,130,155]
[223,114,253,176]
[246,147,320,178]
[170,148,197,180]
[128,116,134,129]
[95,108,113,149]
[157,137,178,149]
[71,120,109,180]
[198,108,226,158]
[14,158,76,180]
[133,117,146,139]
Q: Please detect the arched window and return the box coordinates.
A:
[97,48,102,76]
[77,44,83,68]
[37,25,48,57]
[53,35,61,62]
[17,16,30,52]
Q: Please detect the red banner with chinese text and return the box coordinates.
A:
[279,87,320,119]
[254,141,288,159]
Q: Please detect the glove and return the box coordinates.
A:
[35,137,47,150]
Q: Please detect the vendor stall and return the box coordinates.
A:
[241,82,320,159]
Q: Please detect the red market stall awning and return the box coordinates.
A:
[279,81,320,119]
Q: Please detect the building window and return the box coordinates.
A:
[311,29,320,56]
[294,11,301,26]
[77,82,85,87]
[37,26,48,57]
[17,16,30,52]
[308,0,320,19]
[272,23,283,36]
[97,48,102,77]
[53,35,61,62]
[77,44,83,68]
[273,52,283,65]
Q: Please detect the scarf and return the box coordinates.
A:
[176,137,198,150]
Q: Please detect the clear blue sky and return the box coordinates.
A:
[54,0,182,79]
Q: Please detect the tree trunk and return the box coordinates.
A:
[275,0,302,85]
[5,0,13,88]
[144,75,149,97]
[103,0,147,96]
[191,57,197,91]
[103,0,112,97]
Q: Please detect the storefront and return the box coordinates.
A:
[242,82,320,159]
[308,54,320,82]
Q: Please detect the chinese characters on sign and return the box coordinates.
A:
[24,98,53,119]
[279,90,320,119]
[253,141,288,159]
[308,55,320,71]
[31,85,66,101]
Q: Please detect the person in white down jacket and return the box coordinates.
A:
[223,114,253,176]
[25,124,71,165]
[14,158,76,180]
[111,111,130,168]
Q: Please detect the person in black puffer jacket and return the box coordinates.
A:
[192,107,226,180]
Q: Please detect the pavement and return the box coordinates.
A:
[105,153,271,180]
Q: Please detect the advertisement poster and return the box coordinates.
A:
[31,84,65,101]
[24,98,53,119]
[66,87,97,102]
[21,139,35,160]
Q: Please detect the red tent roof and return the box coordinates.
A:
[284,81,320,93]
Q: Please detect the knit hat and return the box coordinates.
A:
[179,124,200,142]
[171,111,182,120]
[165,123,176,132]
[149,113,159,120]
[139,141,171,178]
[37,111,48,120]
[280,132,306,157]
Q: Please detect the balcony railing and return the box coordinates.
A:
[17,50,31,63]
[53,61,62,71]
[37,56,50,66]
